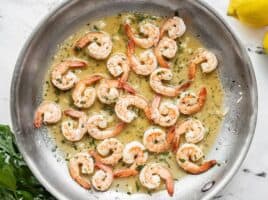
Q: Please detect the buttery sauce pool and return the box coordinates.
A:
[42,12,224,194]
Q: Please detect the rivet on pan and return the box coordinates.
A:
[201,180,215,192]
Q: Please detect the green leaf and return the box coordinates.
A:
[0,125,16,156]
[0,153,16,191]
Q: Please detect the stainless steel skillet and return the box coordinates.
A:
[10,0,257,199]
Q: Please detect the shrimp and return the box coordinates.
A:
[90,138,124,166]
[150,68,191,97]
[87,114,126,140]
[107,53,130,83]
[125,23,160,49]
[148,95,179,127]
[114,94,150,123]
[51,59,87,91]
[176,144,216,174]
[113,168,139,178]
[33,101,62,128]
[143,127,175,153]
[122,141,148,167]
[72,75,102,108]
[61,109,88,141]
[188,48,218,80]
[96,79,135,105]
[69,152,94,189]
[126,40,157,76]
[179,87,207,115]
[160,16,186,39]
[154,37,178,68]
[92,162,113,191]
[75,31,112,60]
[139,163,174,196]
[173,119,205,151]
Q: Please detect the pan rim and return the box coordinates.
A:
[10,0,258,199]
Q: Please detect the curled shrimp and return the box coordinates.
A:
[154,37,178,68]
[72,75,102,108]
[90,138,124,166]
[97,79,135,105]
[176,144,216,174]
[148,95,179,127]
[150,68,191,97]
[123,141,148,167]
[143,127,175,153]
[125,23,160,49]
[160,16,186,39]
[69,152,94,189]
[188,48,218,80]
[173,119,206,151]
[127,40,157,76]
[92,162,113,191]
[139,163,174,196]
[87,114,126,140]
[107,53,130,83]
[179,87,207,115]
[114,94,150,123]
[75,31,112,60]
[51,59,87,91]
[33,101,62,128]
[61,109,88,141]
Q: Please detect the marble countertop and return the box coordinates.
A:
[1,0,267,199]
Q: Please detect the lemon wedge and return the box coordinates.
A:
[227,0,268,27]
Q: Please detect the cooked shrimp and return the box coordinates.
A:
[188,48,218,80]
[139,163,174,196]
[92,162,113,191]
[143,127,174,153]
[127,40,157,76]
[51,59,87,91]
[150,68,191,97]
[97,79,135,105]
[173,119,205,151]
[107,53,130,83]
[122,141,148,167]
[72,75,102,108]
[75,31,112,60]
[91,138,123,166]
[34,101,62,128]
[69,152,94,189]
[61,109,88,141]
[148,95,179,127]
[113,168,139,178]
[176,144,216,174]
[114,94,150,123]
[179,87,207,115]
[87,114,126,140]
[160,16,186,39]
[154,37,178,68]
[125,23,160,49]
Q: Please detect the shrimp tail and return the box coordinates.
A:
[33,114,42,128]
[88,150,102,163]
[69,167,92,189]
[188,62,196,80]
[125,24,134,42]
[154,47,169,68]
[119,81,136,94]
[75,33,92,49]
[84,75,103,85]
[176,81,192,95]
[113,169,138,178]
[198,87,207,106]
[114,122,127,136]
[166,177,174,196]
[67,60,88,68]
[64,109,81,118]
[190,160,217,175]
[167,126,175,146]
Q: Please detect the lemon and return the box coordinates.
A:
[227,0,268,27]
[263,32,268,54]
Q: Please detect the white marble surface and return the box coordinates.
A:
[0,0,267,199]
